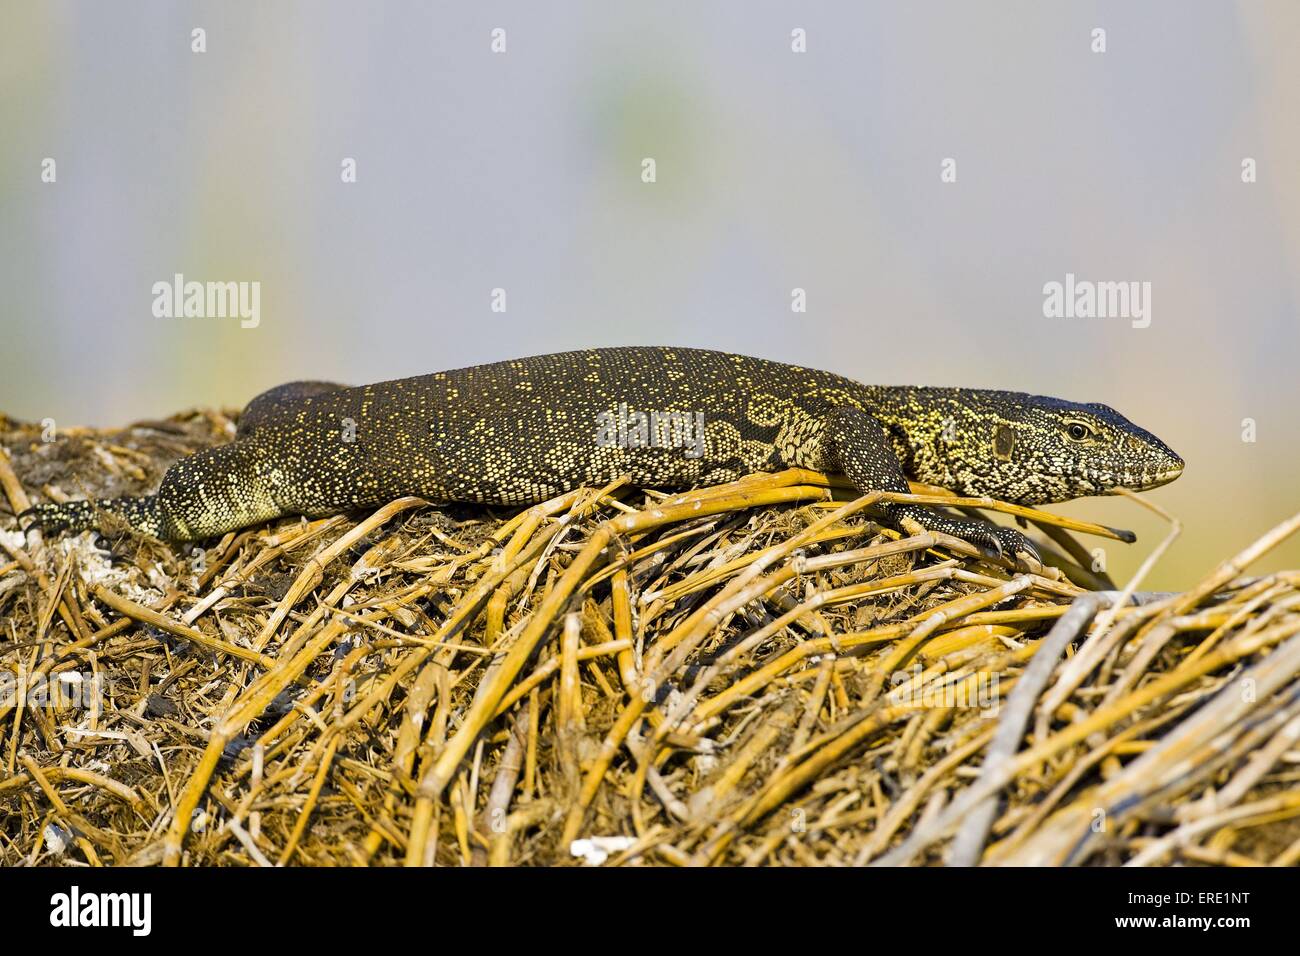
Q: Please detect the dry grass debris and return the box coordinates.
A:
[2,409,1299,866]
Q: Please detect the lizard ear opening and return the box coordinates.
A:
[993,424,1015,461]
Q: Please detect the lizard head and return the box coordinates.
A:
[924,390,1184,505]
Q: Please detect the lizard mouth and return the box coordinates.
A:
[1090,455,1183,495]
[1121,459,1184,492]
[1150,456,1185,486]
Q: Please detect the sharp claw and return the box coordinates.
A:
[1005,534,1042,571]
[19,504,71,537]
[18,507,40,535]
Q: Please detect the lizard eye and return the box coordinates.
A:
[1065,421,1094,442]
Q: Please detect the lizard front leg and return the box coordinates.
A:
[823,405,1040,566]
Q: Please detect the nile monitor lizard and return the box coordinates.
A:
[20,347,1183,562]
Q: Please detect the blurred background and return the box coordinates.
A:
[1,1,1297,588]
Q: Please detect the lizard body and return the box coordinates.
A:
[22,347,1183,559]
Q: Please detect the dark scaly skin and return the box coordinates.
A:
[21,347,1184,561]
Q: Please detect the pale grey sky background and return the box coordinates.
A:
[2,1,1297,586]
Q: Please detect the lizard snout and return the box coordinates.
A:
[1137,449,1184,490]
[1111,422,1184,491]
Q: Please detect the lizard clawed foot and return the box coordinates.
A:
[974,525,1042,572]
[889,503,1042,571]
[19,501,97,537]
[19,496,169,540]
[21,502,69,535]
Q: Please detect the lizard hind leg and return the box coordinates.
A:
[20,383,331,541]
[824,405,1041,567]
[24,441,287,542]
[151,441,286,540]
[21,495,166,539]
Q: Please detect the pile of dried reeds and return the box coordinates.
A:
[2,409,1299,866]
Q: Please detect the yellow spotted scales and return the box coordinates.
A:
[22,346,1183,560]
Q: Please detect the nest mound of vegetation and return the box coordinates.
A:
[2,408,1299,867]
